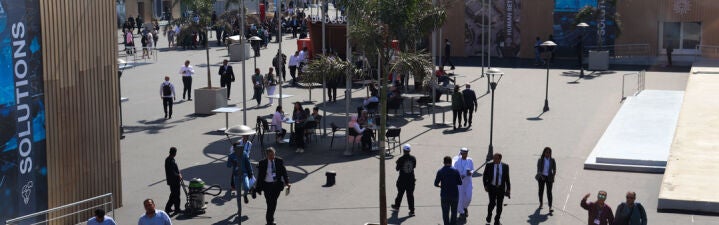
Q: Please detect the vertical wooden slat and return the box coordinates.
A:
[40,0,122,223]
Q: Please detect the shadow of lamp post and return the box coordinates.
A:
[541,41,557,113]
[485,68,503,161]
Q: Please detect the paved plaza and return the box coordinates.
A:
[110,29,717,225]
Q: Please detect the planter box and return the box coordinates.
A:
[194,87,227,115]
[588,50,609,71]
[229,43,252,62]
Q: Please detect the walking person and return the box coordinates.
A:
[288,51,300,85]
[453,148,474,219]
[218,59,235,100]
[164,147,182,215]
[160,76,176,119]
[534,37,544,66]
[265,67,278,106]
[252,68,266,106]
[536,147,557,212]
[580,191,614,225]
[613,192,647,225]
[451,85,465,130]
[139,199,172,225]
[86,208,116,225]
[273,53,287,81]
[461,84,477,127]
[179,60,195,101]
[227,142,254,213]
[255,147,291,225]
[435,156,462,225]
[443,39,455,70]
[391,144,417,216]
[483,153,511,225]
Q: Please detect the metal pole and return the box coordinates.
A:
[241,0,247,124]
[484,0,489,94]
[278,7,284,107]
[488,78,495,161]
[431,0,437,125]
[344,13,352,156]
[322,1,327,135]
[488,0,492,69]
[543,59,550,112]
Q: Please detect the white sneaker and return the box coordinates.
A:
[296,148,301,152]
[300,149,304,153]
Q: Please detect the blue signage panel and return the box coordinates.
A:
[0,0,47,223]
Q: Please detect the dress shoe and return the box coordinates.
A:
[390,204,399,210]
[408,210,415,216]
[243,195,249,203]
[251,189,257,199]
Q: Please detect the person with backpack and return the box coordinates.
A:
[160,76,176,119]
[614,192,647,225]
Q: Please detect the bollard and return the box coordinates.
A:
[324,171,336,187]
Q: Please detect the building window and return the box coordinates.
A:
[661,22,701,54]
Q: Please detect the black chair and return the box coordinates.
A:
[385,128,401,155]
[365,101,379,117]
[329,122,345,150]
[303,120,318,143]
[387,97,404,115]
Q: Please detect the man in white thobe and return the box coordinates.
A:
[453,147,474,219]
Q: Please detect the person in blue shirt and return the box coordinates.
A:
[86,208,116,225]
[227,142,254,214]
[435,156,462,225]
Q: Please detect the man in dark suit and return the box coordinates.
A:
[164,147,182,214]
[256,147,291,225]
[462,84,478,127]
[483,153,510,225]
[218,59,235,100]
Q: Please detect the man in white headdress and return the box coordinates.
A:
[453,147,474,219]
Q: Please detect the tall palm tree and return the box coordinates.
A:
[338,0,446,224]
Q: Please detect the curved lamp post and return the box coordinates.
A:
[485,67,503,161]
[249,36,263,70]
[576,22,589,78]
[540,41,556,113]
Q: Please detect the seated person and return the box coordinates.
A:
[311,106,321,121]
[348,115,364,144]
[436,66,455,87]
[357,110,369,126]
[271,106,287,142]
[363,92,380,107]
[389,87,401,101]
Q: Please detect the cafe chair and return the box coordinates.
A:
[329,122,345,150]
[385,128,401,155]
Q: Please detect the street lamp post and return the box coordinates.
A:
[249,36,262,70]
[577,22,589,78]
[540,41,556,113]
[486,68,503,161]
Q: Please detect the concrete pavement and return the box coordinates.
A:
[110,29,716,225]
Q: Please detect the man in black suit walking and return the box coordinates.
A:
[462,84,478,127]
[164,147,182,215]
[483,153,510,225]
[256,147,291,225]
[218,59,235,100]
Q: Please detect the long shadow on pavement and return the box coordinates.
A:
[526,208,550,225]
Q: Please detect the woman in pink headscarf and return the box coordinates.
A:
[348,115,365,144]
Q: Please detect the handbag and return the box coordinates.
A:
[535,173,544,181]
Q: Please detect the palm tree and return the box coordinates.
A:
[574,0,622,48]
[171,0,216,88]
[338,0,446,224]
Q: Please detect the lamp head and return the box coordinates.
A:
[577,22,589,28]
[540,41,557,47]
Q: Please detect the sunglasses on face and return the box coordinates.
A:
[598,194,607,199]
[626,196,635,199]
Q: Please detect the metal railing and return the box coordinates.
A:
[621,70,646,101]
[585,44,651,65]
[5,193,114,225]
[696,45,719,58]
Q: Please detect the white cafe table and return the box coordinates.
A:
[212,107,243,132]
[402,93,427,116]
[267,94,294,100]
[429,101,453,125]
[280,118,296,143]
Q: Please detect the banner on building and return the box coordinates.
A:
[552,0,618,52]
[0,0,47,223]
[464,0,521,57]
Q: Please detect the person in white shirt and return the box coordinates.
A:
[288,51,300,85]
[87,209,116,225]
[178,60,195,101]
[298,47,308,74]
[452,148,475,219]
[137,199,172,225]
[160,76,176,119]
[271,106,287,142]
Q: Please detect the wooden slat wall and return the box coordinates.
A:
[40,0,122,222]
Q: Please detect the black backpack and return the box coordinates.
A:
[162,83,172,96]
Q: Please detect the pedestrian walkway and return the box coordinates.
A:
[584,90,684,173]
[658,61,719,213]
